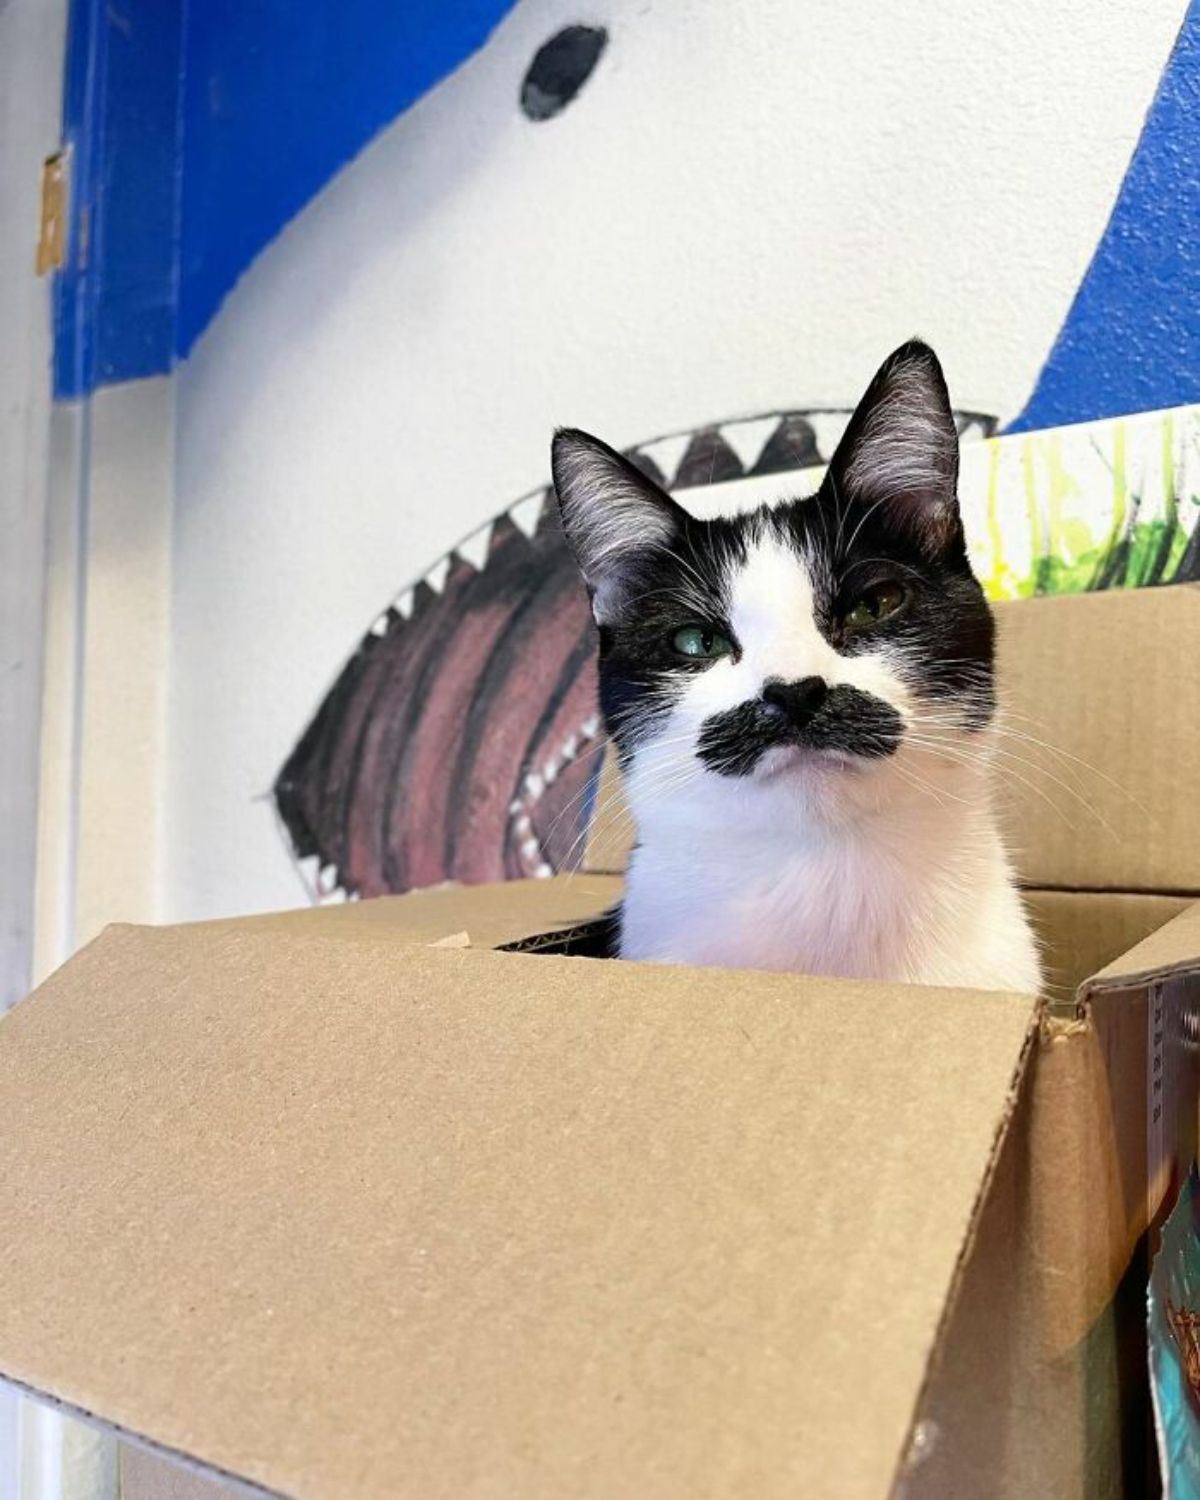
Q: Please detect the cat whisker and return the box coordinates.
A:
[557,757,704,875]
[903,731,1111,840]
[839,556,929,584]
[889,757,968,809]
[908,708,1143,813]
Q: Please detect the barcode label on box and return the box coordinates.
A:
[1148,980,1170,1227]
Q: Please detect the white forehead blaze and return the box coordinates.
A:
[728,533,834,683]
[674,530,911,722]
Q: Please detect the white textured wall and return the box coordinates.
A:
[0,0,124,1492]
[164,0,1183,920]
[0,0,66,1010]
[35,380,175,969]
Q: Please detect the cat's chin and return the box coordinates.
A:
[754,743,862,780]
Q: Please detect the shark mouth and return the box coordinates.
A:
[274,404,997,904]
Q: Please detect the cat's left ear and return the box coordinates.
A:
[552,427,689,621]
[827,340,963,556]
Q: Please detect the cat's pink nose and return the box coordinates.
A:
[761,676,828,727]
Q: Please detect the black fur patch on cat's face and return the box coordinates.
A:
[591,510,749,761]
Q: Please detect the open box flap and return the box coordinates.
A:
[585,587,1200,898]
[0,923,1036,1500]
[1083,898,1200,1001]
[192,873,623,952]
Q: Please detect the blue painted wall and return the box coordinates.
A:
[177,0,516,360]
[1009,0,1200,430]
[54,0,516,396]
[55,0,185,396]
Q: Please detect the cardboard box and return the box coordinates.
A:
[1,587,1199,1499]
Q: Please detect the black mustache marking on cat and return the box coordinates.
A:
[696,683,904,777]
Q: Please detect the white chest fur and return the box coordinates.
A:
[619,769,1042,995]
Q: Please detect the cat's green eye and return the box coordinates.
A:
[672,624,734,660]
[843,581,907,631]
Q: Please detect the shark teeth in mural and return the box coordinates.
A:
[806,412,850,462]
[295,852,355,906]
[509,489,546,539]
[368,612,390,637]
[720,415,785,475]
[293,854,355,906]
[675,428,744,488]
[500,710,610,880]
[636,433,690,489]
[619,408,998,495]
[296,854,321,896]
[424,557,452,595]
[456,520,495,571]
[393,588,415,620]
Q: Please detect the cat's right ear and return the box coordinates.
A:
[552,428,688,621]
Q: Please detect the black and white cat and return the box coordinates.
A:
[552,341,1041,992]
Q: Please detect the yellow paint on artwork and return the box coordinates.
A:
[1111,420,1128,543]
[1021,437,1043,596]
[983,438,1006,596]
[1044,434,1074,562]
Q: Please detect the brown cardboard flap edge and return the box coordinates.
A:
[184,873,623,954]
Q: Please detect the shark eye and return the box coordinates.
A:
[520,26,608,121]
[672,625,735,660]
[843,581,907,631]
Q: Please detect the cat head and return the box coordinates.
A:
[552,341,995,833]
